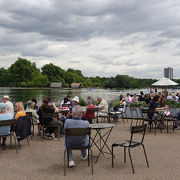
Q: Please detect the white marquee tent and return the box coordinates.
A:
[152,77,178,86]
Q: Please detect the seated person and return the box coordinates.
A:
[31,98,39,112]
[118,95,126,112]
[15,102,26,120]
[64,105,89,167]
[26,100,40,135]
[163,105,171,116]
[60,97,71,117]
[26,100,39,124]
[38,98,63,140]
[0,103,13,146]
[82,101,96,122]
[97,97,108,117]
[148,95,166,125]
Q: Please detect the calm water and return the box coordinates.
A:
[0,88,178,106]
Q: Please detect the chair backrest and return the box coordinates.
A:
[65,128,91,136]
[65,128,91,148]
[0,119,15,127]
[15,115,31,140]
[130,124,147,144]
[86,107,98,114]
[26,112,32,117]
[42,112,59,118]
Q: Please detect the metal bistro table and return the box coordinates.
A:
[89,123,116,162]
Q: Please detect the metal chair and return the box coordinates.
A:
[41,112,59,140]
[112,124,149,173]
[0,119,18,153]
[108,106,125,123]
[85,107,99,123]
[129,106,139,128]
[64,128,93,176]
[26,112,34,138]
[15,115,31,148]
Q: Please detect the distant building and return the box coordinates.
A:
[71,83,81,89]
[50,82,62,88]
[164,67,173,79]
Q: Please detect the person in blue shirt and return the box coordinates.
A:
[0,103,13,146]
[64,105,89,167]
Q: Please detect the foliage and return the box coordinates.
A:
[79,97,87,106]
[163,100,177,107]
[0,57,158,88]
[176,103,180,108]
[0,68,9,86]
[8,58,39,87]
[129,101,147,107]
[109,100,120,107]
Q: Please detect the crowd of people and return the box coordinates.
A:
[0,94,109,167]
[1,91,180,167]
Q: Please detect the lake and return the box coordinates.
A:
[0,88,179,106]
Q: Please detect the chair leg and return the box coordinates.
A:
[128,148,135,173]
[67,150,69,167]
[154,121,157,135]
[90,149,93,175]
[142,144,149,167]
[64,149,67,176]
[10,134,12,148]
[130,119,133,130]
[41,125,44,141]
[13,135,18,153]
[124,147,126,163]
[112,145,114,167]
[27,136,29,146]
[88,149,90,166]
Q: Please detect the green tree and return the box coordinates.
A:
[8,58,39,86]
[0,68,9,86]
[30,72,50,87]
[41,63,65,84]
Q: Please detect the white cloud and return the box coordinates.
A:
[0,0,180,78]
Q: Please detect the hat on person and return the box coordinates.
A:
[3,95,9,100]
[27,100,35,108]
[0,103,6,111]
[72,96,79,103]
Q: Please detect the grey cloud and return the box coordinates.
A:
[148,40,169,47]
[67,60,82,64]
[1,0,180,41]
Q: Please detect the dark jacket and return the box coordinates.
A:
[15,115,31,141]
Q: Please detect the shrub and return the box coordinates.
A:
[79,97,86,106]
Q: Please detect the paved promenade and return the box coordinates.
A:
[0,120,180,180]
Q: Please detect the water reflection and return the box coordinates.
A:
[0,88,177,105]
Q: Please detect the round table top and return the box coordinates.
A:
[89,123,116,129]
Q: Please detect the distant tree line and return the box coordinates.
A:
[0,58,157,88]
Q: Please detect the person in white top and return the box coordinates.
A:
[125,93,132,103]
[2,96,14,117]
[97,97,108,116]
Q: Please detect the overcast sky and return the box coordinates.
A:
[1,0,180,78]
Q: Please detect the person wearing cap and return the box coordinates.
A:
[2,95,14,117]
[26,100,39,125]
[0,103,13,146]
[72,96,79,107]
[26,100,40,136]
